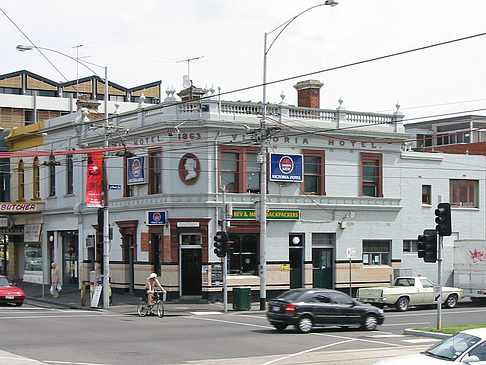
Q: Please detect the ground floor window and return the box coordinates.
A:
[227,233,258,275]
[24,242,42,271]
[362,240,391,266]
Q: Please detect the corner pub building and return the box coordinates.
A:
[5,80,484,302]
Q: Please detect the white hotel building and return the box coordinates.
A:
[4,80,485,302]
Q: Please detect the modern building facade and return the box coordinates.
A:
[4,81,485,302]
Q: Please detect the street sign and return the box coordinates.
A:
[346,248,356,259]
[434,285,442,303]
[109,184,121,190]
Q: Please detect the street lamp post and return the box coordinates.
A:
[17,45,111,309]
[259,1,338,310]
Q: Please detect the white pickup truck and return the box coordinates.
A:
[356,276,463,311]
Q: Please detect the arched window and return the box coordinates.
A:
[18,160,25,201]
[33,157,40,200]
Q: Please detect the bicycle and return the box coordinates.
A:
[137,290,165,318]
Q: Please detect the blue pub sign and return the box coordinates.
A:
[269,154,303,182]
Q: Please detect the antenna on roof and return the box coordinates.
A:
[177,56,205,88]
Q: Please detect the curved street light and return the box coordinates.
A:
[259,1,338,310]
[17,44,112,309]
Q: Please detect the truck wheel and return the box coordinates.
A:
[444,294,458,309]
[395,297,409,311]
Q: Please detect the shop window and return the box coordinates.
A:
[362,240,390,266]
[360,153,383,197]
[24,243,42,271]
[17,160,25,201]
[422,185,431,205]
[450,179,478,208]
[148,148,162,194]
[220,146,260,193]
[302,149,325,195]
[227,233,258,275]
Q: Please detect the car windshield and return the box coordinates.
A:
[275,290,305,302]
[423,333,481,361]
[0,277,10,287]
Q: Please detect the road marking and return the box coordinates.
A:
[382,322,430,326]
[189,316,407,348]
[259,339,356,365]
[0,313,123,320]
[190,311,222,315]
[402,338,441,344]
[44,361,113,365]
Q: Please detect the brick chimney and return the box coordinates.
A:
[76,95,101,113]
[293,80,324,108]
[177,86,205,101]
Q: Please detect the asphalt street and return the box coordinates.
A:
[1,300,484,365]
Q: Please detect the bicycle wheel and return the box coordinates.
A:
[137,301,148,317]
[155,300,164,318]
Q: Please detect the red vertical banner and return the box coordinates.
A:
[86,152,103,208]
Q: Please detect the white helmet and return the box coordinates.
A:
[149,273,157,279]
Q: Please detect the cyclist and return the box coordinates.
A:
[145,273,166,310]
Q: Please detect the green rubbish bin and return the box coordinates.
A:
[233,286,251,310]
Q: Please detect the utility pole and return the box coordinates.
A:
[102,66,110,309]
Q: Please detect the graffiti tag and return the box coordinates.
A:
[469,249,486,263]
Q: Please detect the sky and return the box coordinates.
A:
[1,0,486,123]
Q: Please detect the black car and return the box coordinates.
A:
[266,288,384,333]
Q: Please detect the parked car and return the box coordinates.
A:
[0,275,25,306]
[356,276,463,311]
[374,328,486,364]
[266,288,384,333]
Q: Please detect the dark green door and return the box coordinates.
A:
[313,248,333,288]
[181,249,202,295]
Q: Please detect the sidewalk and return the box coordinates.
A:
[16,280,265,315]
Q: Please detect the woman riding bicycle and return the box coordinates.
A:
[145,273,166,308]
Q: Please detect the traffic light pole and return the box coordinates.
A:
[437,234,443,330]
[222,186,228,312]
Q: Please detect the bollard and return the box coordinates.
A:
[81,281,86,306]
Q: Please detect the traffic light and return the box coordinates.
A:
[435,202,452,236]
[214,231,228,258]
[417,229,437,263]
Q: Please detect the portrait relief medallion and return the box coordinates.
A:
[178,153,200,185]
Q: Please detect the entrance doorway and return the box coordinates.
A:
[61,231,79,287]
[312,233,335,289]
[151,232,162,276]
[289,234,304,289]
[312,248,333,288]
[179,233,202,296]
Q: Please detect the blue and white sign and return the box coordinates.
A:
[270,154,303,182]
[127,156,146,185]
[146,211,167,225]
[109,184,122,190]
